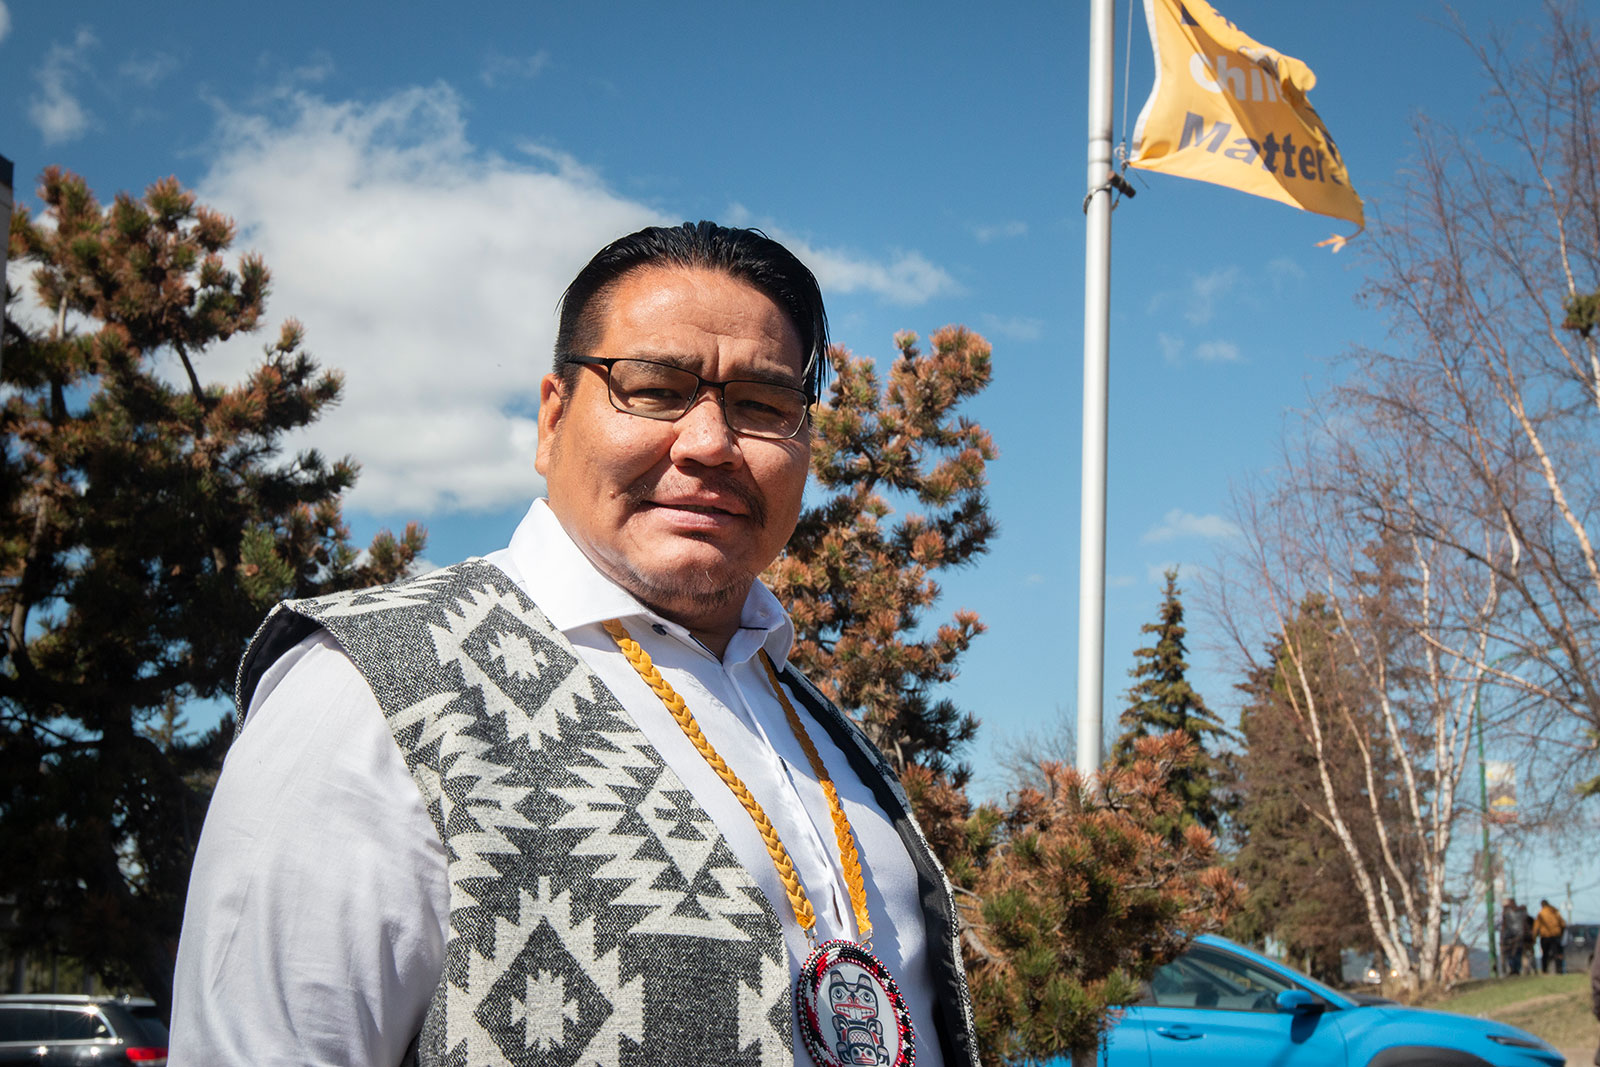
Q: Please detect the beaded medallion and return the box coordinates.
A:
[796,939,915,1067]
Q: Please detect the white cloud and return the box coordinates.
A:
[0,3,11,43]
[511,140,604,186]
[1108,574,1137,589]
[279,57,334,86]
[30,28,97,144]
[1156,331,1185,364]
[1185,266,1238,326]
[1267,256,1306,291]
[724,204,958,305]
[482,50,550,87]
[1193,339,1242,363]
[120,51,179,89]
[794,245,957,305]
[1141,508,1241,544]
[973,220,1027,243]
[196,84,662,515]
[979,313,1043,342]
[1156,333,1241,365]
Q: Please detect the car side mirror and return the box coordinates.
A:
[1275,990,1319,1014]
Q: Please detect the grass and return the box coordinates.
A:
[1422,973,1598,1055]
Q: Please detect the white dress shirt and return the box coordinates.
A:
[171,499,943,1067]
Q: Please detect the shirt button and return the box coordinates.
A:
[651,624,667,635]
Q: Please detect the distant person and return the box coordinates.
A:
[1533,898,1567,974]
[1501,897,1524,975]
[1519,901,1536,974]
[1440,940,1470,986]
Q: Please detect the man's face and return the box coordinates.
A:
[536,265,811,642]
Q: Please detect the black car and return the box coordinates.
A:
[1569,922,1599,972]
[0,994,168,1065]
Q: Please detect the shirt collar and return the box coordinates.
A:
[502,499,796,668]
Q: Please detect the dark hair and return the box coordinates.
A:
[553,221,830,400]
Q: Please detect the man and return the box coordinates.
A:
[1519,900,1537,976]
[1440,940,1469,986]
[1532,898,1566,974]
[170,223,979,1067]
[1500,897,1523,975]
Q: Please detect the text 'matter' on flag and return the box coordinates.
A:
[1128,0,1364,248]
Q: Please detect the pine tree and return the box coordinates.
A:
[964,733,1242,1066]
[1226,594,1416,982]
[1227,646,1373,984]
[764,326,996,789]
[1113,568,1227,831]
[2,168,424,1013]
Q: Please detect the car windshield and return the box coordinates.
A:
[1149,945,1306,1012]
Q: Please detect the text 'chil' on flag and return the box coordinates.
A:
[1127,0,1364,250]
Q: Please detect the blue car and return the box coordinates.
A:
[1066,934,1564,1066]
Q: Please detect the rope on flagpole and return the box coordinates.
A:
[1119,0,1136,158]
[1085,0,1142,216]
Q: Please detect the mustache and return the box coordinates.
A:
[625,474,769,528]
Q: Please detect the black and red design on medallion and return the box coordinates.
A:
[796,939,915,1067]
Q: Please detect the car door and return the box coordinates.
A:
[1123,944,1347,1067]
[1101,1003,1150,1067]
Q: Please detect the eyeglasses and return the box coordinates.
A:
[568,355,812,440]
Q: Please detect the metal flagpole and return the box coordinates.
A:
[1077,0,1116,776]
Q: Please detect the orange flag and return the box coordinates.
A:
[1128,0,1364,249]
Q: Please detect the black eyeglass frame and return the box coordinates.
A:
[566,354,815,440]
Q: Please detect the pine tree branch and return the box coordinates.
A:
[174,339,209,412]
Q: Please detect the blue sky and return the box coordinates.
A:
[4,1,1596,928]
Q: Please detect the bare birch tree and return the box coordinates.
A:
[1219,413,1489,988]
[1339,2,1600,796]
[1215,4,1600,987]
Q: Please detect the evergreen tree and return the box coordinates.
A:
[1112,568,1227,831]
[761,332,1245,1065]
[764,325,996,791]
[1,168,424,1013]
[1227,640,1374,984]
[965,733,1242,1066]
[1226,592,1421,984]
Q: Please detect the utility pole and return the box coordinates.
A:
[1474,648,1530,977]
[1474,662,1498,976]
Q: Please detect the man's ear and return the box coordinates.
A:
[535,373,566,477]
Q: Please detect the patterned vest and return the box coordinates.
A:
[236,560,980,1067]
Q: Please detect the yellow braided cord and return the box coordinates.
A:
[758,650,874,945]
[602,619,817,935]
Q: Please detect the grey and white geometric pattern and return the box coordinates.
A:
[250,561,792,1067]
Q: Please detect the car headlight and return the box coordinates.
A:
[1487,1034,1552,1050]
